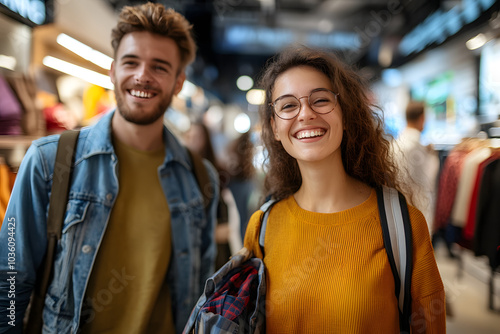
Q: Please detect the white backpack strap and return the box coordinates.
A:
[377,186,413,333]
[258,199,277,255]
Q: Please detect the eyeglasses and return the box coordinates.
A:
[270,88,339,120]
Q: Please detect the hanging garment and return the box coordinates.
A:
[463,152,500,243]
[0,74,23,135]
[43,103,72,133]
[434,148,470,231]
[6,74,46,136]
[473,157,500,269]
[451,147,492,228]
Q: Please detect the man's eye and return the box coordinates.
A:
[155,66,168,72]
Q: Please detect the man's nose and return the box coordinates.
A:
[134,64,152,84]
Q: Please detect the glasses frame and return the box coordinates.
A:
[270,88,339,120]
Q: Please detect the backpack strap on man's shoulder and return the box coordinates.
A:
[258,198,278,256]
[376,185,413,333]
[25,129,79,333]
[48,130,80,239]
[186,148,213,209]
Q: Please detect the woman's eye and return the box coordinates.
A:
[281,103,298,111]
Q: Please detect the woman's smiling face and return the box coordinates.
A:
[271,65,344,165]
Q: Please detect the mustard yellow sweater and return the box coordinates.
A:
[244,190,446,333]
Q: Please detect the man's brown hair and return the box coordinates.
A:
[405,101,425,123]
[111,2,196,70]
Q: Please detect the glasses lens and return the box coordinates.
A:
[309,90,337,114]
[274,96,300,119]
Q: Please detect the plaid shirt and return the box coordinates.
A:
[183,255,266,334]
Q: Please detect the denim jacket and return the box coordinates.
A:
[183,255,266,334]
[0,110,218,334]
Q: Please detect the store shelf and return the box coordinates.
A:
[0,136,40,149]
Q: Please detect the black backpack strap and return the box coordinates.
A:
[258,198,277,257]
[25,130,79,333]
[376,186,413,333]
[48,130,80,239]
[186,148,213,209]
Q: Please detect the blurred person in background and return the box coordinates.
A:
[242,46,445,333]
[0,4,218,334]
[184,122,241,269]
[393,101,440,234]
[225,131,259,242]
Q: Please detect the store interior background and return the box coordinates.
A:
[1,0,499,332]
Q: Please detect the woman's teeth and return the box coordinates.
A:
[296,130,325,139]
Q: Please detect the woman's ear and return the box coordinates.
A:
[270,118,280,141]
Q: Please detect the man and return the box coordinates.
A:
[393,101,439,233]
[0,3,218,333]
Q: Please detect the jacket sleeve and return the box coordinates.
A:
[408,206,447,333]
[0,144,52,333]
[199,159,219,287]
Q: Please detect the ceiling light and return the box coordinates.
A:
[43,56,114,90]
[466,33,488,50]
[258,0,275,12]
[236,75,254,91]
[246,89,265,105]
[318,19,334,33]
[234,113,251,133]
[57,33,113,70]
[205,105,224,127]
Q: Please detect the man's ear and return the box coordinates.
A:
[109,61,116,85]
[270,118,280,141]
[174,71,186,95]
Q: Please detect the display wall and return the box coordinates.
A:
[0,14,31,73]
[371,25,483,146]
[479,37,500,122]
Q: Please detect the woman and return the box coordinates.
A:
[225,131,258,242]
[242,47,446,333]
[183,122,242,268]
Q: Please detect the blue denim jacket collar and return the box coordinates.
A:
[80,109,192,172]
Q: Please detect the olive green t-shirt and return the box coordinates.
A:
[81,136,174,333]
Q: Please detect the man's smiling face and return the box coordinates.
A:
[110,31,185,125]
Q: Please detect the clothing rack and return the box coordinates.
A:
[434,137,500,312]
[0,135,39,148]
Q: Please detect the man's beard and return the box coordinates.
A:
[114,84,175,126]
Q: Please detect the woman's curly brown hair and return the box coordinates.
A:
[258,46,402,201]
[111,2,196,71]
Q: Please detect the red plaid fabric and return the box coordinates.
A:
[201,263,259,321]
